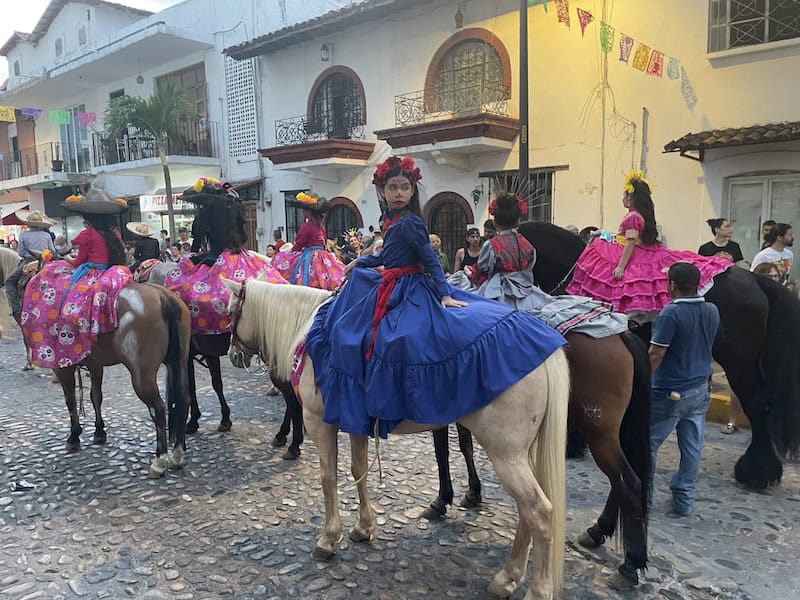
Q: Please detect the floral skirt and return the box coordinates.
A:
[272,247,346,290]
[566,240,732,313]
[21,262,132,368]
[166,250,286,334]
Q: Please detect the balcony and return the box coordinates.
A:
[91,119,222,177]
[0,142,93,190]
[258,111,375,183]
[374,80,519,169]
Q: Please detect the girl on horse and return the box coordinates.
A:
[166,177,284,334]
[21,190,132,369]
[126,221,161,279]
[273,192,345,290]
[566,171,731,315]
[303,155,566,438]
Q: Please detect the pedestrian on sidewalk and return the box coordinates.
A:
[648,262,720,516]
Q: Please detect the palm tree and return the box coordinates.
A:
[104,80,195,240]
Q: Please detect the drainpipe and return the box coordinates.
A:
[252,55,270,253]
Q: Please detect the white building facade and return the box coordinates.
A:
[226,0,800,275]
[0,0,354,248]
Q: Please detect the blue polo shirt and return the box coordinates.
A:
[651,296,720,392]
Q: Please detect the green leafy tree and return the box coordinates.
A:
[104,80,195,240]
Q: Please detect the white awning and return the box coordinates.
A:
[0,201,29,224]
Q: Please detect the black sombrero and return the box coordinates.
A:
[62,190,129,215]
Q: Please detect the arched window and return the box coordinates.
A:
[424,192,474,265]
[425,30,511,115]
[326,197,363,241]
[307,68,366,141]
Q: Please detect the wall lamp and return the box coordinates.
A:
[471,183,483,206]
[320,43,333,62]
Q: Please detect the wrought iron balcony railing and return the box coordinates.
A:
[91,119,221,167]
[274,114,366,147]
[394,80,510,127]
[0,142,88,181]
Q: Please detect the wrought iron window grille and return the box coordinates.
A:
[394,80,510,127]
[709,0,800,52]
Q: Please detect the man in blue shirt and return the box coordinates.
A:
[648,262,720,516]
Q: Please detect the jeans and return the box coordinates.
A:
[649,383,711,515]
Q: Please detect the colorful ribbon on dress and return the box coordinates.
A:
[290,246,323,286]
[59,262,107,313]
[365,265,422,360]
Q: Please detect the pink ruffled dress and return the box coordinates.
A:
[272,221,345,290]
[566,210,732,313]
[166,249,286,334]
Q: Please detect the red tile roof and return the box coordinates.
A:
[664,122,800,155]
[225,0,436,60]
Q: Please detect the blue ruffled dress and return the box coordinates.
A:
[304,210,566,438]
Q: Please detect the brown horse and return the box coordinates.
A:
[224,278,571,600]
[21,278,192,478]
[430,329,651,588]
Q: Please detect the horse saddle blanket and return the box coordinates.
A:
[20,262,131,368]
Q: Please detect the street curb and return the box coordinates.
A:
[706,392,750,428]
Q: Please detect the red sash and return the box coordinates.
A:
[365,265,422,360]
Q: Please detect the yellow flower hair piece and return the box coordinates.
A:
[295,192,318,205]
[623,170,647,194]
[65,194,85,203]
[113,198,128,206]
[192,177,219,192]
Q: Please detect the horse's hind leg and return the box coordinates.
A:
[186,355,200,434]
[207,355,231,432]
[56,366,81,452]
[457,423,482,508]
[424,426,454,520]
[131,374,169,478]
[88,364,107,445]
[348,434,374,543]
[285,387,303,460]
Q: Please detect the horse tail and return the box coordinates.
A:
[752,274,800,458]
[532,347,570,593]
[160,292,189,447]
[619,330,652,548]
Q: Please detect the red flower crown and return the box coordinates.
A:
[372,156,422,187]
[488,194,528,217]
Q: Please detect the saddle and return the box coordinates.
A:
[133,258,162,283]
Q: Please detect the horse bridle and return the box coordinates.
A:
[228,280,261,369]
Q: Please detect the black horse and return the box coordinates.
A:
[146,186,304,459]
[520,221,800,490]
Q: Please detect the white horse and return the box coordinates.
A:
[222,278,571,600]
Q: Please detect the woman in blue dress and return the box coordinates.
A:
[305,156,565,438]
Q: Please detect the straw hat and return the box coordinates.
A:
[126,222,154,237]
[15,209,56,228]
[62,189,129,215]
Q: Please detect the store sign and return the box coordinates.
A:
[139,193,185,212]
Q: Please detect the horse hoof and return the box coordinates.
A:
[422,504,447,521]
[65,440,80,453]
[311,546,335,561]
[487,571,516,598]
[217,421,232,433]
[186,421,199,435]
[92,433,107,445]
[282,447,300,461]
[349,528,373,544]
[272,434,287,447]
[578,529,603,549]
[169,447,185,470]
[22,364,34,372]
[460,492,482,509]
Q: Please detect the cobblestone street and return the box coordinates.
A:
[0,331,798,600]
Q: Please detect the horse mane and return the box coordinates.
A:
[244,280,332,381]
[519,222,585,293]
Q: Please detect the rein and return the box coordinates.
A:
[228,280,263,371]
